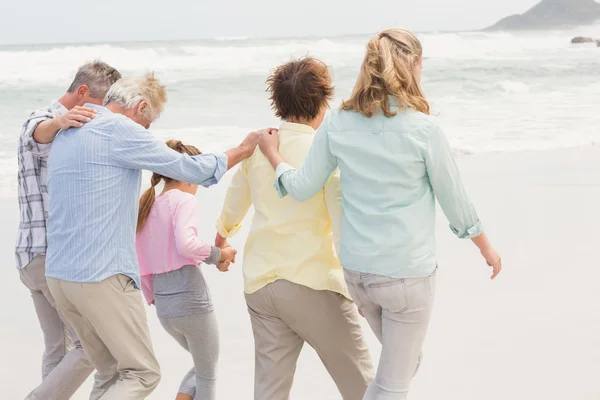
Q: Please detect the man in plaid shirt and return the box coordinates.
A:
[17,61,121,399]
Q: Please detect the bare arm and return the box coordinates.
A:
[33,106,96,144]
[471,232,502,280]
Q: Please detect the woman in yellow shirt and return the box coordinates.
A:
[215,57,374,400]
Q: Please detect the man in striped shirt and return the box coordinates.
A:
[17,61,121,399]
[45,73,269,399]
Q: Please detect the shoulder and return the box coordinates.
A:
[23,104,57,126]
[109,114,153,144]
[111,113,141,131]
[398,110,442,141]
[168,190,198,209]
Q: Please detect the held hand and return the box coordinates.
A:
[56,106,96,130]
[258,129,280,156]
[220,246,237,264]
[481,247,502,280]
[216,260,231,272]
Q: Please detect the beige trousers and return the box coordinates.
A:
[245,279,374,400]
[19,255,94,400]
[48,274,160,400]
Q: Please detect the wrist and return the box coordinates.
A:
[239,144,254,158]
[51,116,62,131]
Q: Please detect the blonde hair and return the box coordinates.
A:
[137,140,201,231]
[341,28,429,117]
[103,72,167,121]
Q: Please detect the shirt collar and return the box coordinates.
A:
[279,121,316,135]
[84,103,111,114]
[52,101,69,115]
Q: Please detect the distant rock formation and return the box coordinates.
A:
[571,36,600,46]
[486,0,600,31]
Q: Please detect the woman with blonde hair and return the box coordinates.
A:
[258,28,502,399]
[136,139,237,400]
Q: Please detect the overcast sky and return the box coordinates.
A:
[0,0,541,45]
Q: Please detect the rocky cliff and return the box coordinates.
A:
[486,0,600,30]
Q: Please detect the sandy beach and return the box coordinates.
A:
[1,145,598,400]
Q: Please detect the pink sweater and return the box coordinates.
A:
[136,190,214,304]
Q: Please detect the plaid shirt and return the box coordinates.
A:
[16,101,67,269]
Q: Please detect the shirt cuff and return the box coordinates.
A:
[24,119,54,158]
[450,220,483,239]
[205,246,221,265]
[215,217,242,238]
[274,163,296,198]
[212,152,228,184]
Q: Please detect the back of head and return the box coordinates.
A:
[137,140,201,231]
[342,28,430,117]
[67,60,122,100]
[103,72,168,122]
[266,57,334,122]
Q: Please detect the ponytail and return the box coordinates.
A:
[136,139,202,232]
[137,173,162,231]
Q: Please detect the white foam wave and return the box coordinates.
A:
[2,28,597,87]
[0,39,364,87]
[497,80,530,93]
[214,36,254,41]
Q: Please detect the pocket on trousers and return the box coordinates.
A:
[114,274,135,293]
[367,278,408,313]
[343,271,364,309]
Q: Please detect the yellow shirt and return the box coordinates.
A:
[216,122,349,298]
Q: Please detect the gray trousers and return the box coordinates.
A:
[19,255,94,400]
[343,269,436,400]
[245,279,375,400]
[159,311,220,399]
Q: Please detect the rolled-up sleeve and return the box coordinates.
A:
[424,121,483,239]
[274,119,338,201]
[110,119,227,187]
[22,113,54,159]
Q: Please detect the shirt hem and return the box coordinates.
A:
[244,276,351,300]
[341,262,438,279]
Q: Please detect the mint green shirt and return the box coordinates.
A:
[274,102,482,278]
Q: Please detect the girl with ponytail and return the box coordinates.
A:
[136,139,236,400]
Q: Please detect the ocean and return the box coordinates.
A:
[2,27,600,400]
[1,27,598,197]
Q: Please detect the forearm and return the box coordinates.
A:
[471,232,492,252]
[224,146,253,170]
[215,232,228,248]
[263,149,285,170]
[33,118,61,144]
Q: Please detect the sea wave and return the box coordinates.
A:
[1,29,598,87]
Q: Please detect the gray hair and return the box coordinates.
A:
[67,60,122,99]
[102,73,168,121]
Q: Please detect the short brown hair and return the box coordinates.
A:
[266,57,333,121]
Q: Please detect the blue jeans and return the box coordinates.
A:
[343,269,436,400]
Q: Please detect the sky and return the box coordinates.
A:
[0,0,542,45]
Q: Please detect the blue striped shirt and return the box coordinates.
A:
[45,104,227,288]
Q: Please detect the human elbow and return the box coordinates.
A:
[450,220,483,239]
